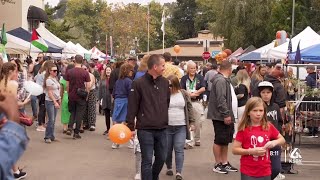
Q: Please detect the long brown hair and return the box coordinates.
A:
[43,62,56,89]
[167,75,180,94]
[238,97,269,131]
[0,62,17,89]
[101,66,112,80]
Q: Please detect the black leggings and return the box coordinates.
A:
[104,109,111,132]
[241,173,271,180]
[37,93,46,126]
[270,145,282,179]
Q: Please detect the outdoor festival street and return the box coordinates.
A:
[19,107,320,180]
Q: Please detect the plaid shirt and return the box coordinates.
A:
[163,62,182,79]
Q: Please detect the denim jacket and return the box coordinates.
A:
[0,120,29,180]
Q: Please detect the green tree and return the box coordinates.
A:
[171,0,197,39]
[211,0,274,50]
[64,0,108,49]
[45,3,75,42]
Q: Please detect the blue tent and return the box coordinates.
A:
[239,52,262,61]
[289,43,320,62]
[7,27,63,53]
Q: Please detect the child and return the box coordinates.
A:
[258,81,285,180]
[232,97,285,180]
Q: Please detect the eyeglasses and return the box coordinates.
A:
[51,70,58,73]
[169,84,173,87]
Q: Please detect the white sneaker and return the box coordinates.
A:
[128,139,134,149]
[112,143,119,149]
[274,173,285,180]
[36,126,45,132]
[134,173,141,180]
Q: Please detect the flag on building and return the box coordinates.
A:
[31,29,48,52]
[161,9,165,35]
[294,41,301,64]
[1,23,7,45]
[0,23,8,62]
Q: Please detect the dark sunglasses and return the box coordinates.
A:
[51,70,58,73]
[169,84,173,87]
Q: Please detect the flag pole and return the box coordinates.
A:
[147,4,150,54]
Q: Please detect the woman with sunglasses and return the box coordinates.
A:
[165,75,195,180]
[43,63,61,143]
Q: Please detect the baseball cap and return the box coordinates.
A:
[258,81,274,92]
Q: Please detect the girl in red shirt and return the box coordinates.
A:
[232,97,285,180]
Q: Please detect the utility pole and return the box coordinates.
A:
[291,0,295,36]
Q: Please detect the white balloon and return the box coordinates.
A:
[23,81,44,96]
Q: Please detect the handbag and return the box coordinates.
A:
[77,88,88,98]
[19,112,33,126]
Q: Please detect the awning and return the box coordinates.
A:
[27,5,48,22]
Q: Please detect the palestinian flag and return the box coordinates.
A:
[31,29,48,52]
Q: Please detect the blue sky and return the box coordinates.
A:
[45,0,176,7]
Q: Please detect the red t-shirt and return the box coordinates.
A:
[235,123,279,177]
[65,67,90,101]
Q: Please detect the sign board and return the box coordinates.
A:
[202,51,211,60]
[130,50,136,55]
[211,51,220,58]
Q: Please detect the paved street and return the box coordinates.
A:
[18,108,320,180]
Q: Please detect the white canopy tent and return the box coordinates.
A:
[76,43,91,56]
[264,26,320,59]
[37,25,66,48]
[90,46,106,60]
[0,30,42,54]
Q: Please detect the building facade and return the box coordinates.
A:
[0,0,45,31]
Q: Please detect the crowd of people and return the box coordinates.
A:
[0,50,319,180]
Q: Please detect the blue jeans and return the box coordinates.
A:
[166,125,186,173]
[31,95,38,117]
[45,100,58,140]
[138,129,167,180]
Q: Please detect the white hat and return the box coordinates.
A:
[258,81,274,91]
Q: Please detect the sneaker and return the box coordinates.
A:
[79,129,85,133]
[44,139,52,144]
[223,162,238,172]
[112,143,120,149]
[128,139,134,149]
[176,173,183,180]
[36,126,45,132]
[274,173,286,180]
[134,173,141,180]
[73,134,81,139]
[89,126,96,131]
[13,169,27,180]
[212,163,228,174]
[195,141,201,146]
[313,135,319,138]
[166,169,174,176]
[66,129,72,136]
[103,130,108,135]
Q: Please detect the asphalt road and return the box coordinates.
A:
[18,109,320,180]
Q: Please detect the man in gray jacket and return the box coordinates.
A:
[207,61,238,174]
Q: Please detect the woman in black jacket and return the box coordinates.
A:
[99,66,112,135]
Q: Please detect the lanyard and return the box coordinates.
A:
[187,78,197,91]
